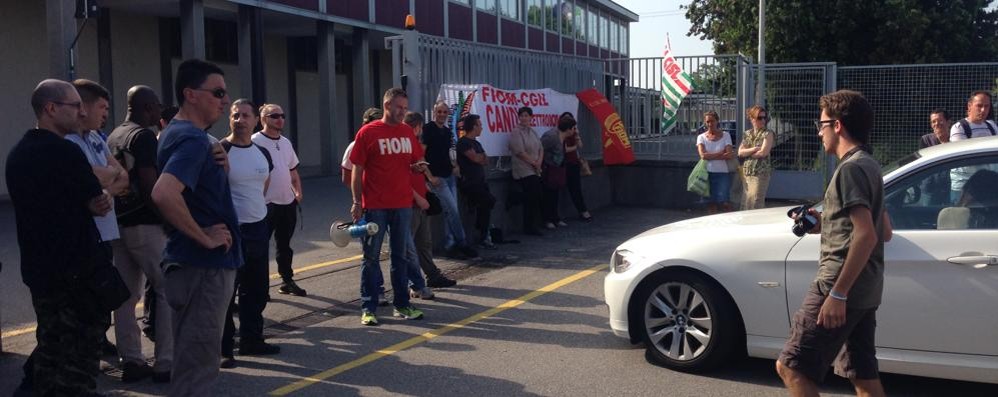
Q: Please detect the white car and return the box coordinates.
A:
[605,136,998,384]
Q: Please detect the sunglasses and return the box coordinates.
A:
[755,115,769,121]
[266,113,286,120]
[194,87,227,99]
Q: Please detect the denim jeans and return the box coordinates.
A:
[432,175,466,249]
[360,208,414,312]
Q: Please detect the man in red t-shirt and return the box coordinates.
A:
[349,88,426,326]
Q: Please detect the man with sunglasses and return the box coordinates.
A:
[252,104,307,297]
[10,79,115,396]
[152,59,242,396]
[777,90,890,397]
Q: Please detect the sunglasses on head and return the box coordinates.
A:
[194,87,227,99]
[266,113,285,120]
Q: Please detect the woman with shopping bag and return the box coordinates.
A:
[695,111,735,214]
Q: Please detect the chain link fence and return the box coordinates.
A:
[837,63,998,166]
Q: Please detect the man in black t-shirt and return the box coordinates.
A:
[106,85,173,382]
[8,79,113,396]
[456,114,496,248]
[423,101,478,258]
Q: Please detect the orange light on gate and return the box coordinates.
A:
[405,14,416,30]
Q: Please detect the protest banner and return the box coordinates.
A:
[576,88,635,165]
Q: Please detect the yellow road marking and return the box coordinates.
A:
[269,255,364,280]
[269,263,606,396]
[1,254,365,339]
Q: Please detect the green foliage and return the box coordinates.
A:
[683,0,998,65]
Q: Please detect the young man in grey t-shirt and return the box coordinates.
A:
[776,90,893,397]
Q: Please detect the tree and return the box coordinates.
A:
[683,0,998,65]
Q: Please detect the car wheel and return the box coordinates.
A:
[637,271,739,371]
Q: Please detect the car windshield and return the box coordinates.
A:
[882,151,921,175]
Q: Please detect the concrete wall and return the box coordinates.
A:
[609,160,704,210]
[0,1,50,198]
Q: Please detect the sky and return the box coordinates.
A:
[613,0,715,58]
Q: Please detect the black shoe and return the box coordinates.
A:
[459,245,480,258]
[278,280,307,296]
[427,276,457,288]
[120,361,153,383]
[152,371,171,383]
[220,356,237,369]
[99,338,118,357]
[239,341,281,356]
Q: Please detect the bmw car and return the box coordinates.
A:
[604,136,998,383]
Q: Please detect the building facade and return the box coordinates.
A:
[0,0,637,197]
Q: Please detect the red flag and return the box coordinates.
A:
[576,88,635,165]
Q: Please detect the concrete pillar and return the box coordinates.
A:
[401,29,422,114]
[238,5,267,105]
[352,28,373,130]
[317,21,340,175]
[46,0,76,80]
[98,8,115,125]
[180,0,205,59]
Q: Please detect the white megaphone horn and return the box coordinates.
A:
[330,220,379,248]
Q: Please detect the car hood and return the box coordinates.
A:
[633,206,796,240]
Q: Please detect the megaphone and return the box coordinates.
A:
[330,219,379,247]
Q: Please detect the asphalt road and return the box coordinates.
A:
[1,178,996,396]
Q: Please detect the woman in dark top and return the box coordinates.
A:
[560,112,592,222]
[456,114,496,249]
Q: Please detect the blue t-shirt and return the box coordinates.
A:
[157,119,243,269]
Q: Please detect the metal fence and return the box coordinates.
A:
[837,63,998,166]
[387,32,606,159]
[605,55,750,162]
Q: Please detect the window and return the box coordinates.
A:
[476,0,495,12]
[451,0,470,4]
[561,1,575,36]
[499,0,520,20]
[599,14,608,48]
[575,5,585,41]
[610,20,618,52]
[885,155,998,230]
[527,0,542,26]
[543,0,557,31]
[621,25,628,54]
[587,9,596,44]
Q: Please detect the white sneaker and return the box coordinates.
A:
[410,287,435,300]
[544,222,556,230]
[556,221,568,227]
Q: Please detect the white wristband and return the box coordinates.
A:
[829,290,848,301]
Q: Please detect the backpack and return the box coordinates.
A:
[112,124,151,218]
[958,119,997,139]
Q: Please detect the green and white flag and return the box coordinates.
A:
[661,35,694,134]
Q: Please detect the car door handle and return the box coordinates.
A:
[947,255,998,267]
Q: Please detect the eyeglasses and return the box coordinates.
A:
[52,101,82,110]
[193,87,227,99]
[814,119,837,131]
[266,114,285,120]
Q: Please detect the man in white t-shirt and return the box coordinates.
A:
[949,91,997,201]
[221,99,280,367]
[252,103,306,296]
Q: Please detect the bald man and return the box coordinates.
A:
[7,79,112,396]
[106,85,172,383]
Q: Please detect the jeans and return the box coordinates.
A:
[266,201,298,282]
[431,175,467,249]
[222,220,270,356]
[459,182,496,244]
[360,208,414,312]
[707,172,733,203]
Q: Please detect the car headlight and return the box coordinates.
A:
[611,249,639,273]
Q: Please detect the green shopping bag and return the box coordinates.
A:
[687,160,711,197]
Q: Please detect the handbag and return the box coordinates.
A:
[88,264,132,312]
[687,159,711,197]
[424,191,442,216]
[579,158,593,176]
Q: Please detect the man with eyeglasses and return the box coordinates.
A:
[8,79,113,396]
[777,90,890,397]
[152,59,242,395]
[252,103,307,297]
